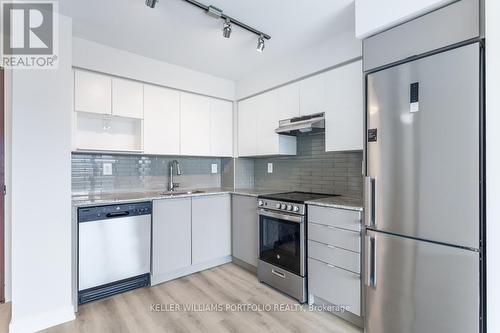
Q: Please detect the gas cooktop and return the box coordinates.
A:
[258,191,336,204]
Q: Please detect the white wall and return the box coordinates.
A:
[9,15,75,333]
[486,0,500,331]
[4,69,12,303]
[236,29,361,100]
[73,37,235,101]
[355,0,454,38]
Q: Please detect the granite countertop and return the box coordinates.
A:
[72,187,363,210]
[232,188,288,197]
[305,196,364,211]
[72,187,287,207]
[72,187,233,207]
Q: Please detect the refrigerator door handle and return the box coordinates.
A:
[364,177,376,227]
[365,234,377,288]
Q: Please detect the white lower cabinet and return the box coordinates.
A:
[231,194,258,267]
[307,204,362,320]
[308,258,361,316]
[152,198,192,283]
[192,194,232,264]
[152,194,231,285]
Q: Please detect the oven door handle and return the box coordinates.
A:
[258,209,304,224]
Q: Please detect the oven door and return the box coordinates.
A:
[259,209,305,276]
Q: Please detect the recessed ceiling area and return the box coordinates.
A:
[60,0,356,81]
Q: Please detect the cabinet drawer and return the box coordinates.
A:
[308,258,361,316]
[308,222,360,253]
[308,240,360,274]
[308,205,361,232]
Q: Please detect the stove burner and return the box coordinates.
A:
[259,191,335,204]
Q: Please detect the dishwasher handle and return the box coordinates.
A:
[106,211,130,218]
[78,202,152,223]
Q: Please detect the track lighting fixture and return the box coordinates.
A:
[145,0,271,49]
[256,35,265,52]
[145,0,159,9]
[223,19,232,38]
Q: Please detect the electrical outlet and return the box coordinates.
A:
[211,164,218,174]
[267,163,273,173]
[103,163,113,176]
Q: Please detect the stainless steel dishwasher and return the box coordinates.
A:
[78,201,152,304]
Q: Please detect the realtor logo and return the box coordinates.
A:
[1,1,58,68]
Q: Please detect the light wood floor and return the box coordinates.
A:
[2,263,362,333]
[0,301,10,333]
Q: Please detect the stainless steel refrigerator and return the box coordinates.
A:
[364,40,484,333]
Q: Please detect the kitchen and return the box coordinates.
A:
[1,0,499,333]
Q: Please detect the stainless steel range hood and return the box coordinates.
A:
[275,112,325,135]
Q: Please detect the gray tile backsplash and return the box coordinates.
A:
[72,134,363,198]
[234,158,255,189]
[221,157,234,188]
[253,133,363,197]
[72,153,222,195]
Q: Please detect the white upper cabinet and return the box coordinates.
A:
[180,92,211,156]
[277,82,300,119]
[74,69,234,156]
[237,98,258,156]
[355,0,453,38]
[299,73,327,116]
[256,91,296,156]
[256,91,279,155]
[74,70,112,115]
[210,99,233,157]
[237,92,296,157]
[143,85,180,155]
[112,78,144,119]
[324,60,363,151]
[74,69,143,119]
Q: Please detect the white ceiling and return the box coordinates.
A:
[60,0,355,81]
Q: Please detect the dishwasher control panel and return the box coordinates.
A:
[78,201,152,223]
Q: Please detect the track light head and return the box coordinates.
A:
[257,35,265,52]
[223,19,232,38]
[145,0,159,8]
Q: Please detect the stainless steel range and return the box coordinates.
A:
[257,192,333,303]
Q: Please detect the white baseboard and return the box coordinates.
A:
[9,304,75,333]
[151,256,232,285]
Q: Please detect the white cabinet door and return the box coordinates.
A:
[256,91,296,156]
[299,73,327,116]
[256,91,280,155]
[324,60,363,151]
[180,93,211,156]
[277,82,300,119]
[112,78,144,119]
[152,198,192,280]
[192,195,231,265]
[210,99,233,157]
[74,70,112,115]
[238,92,296,157]
[143,85,180,155]
[237,98,258,156]
[232,194,258,267]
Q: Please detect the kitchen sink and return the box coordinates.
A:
[159,190,206,196]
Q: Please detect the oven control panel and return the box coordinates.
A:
[258,199,305,215]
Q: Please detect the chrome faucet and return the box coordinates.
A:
[167,160,182,192]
